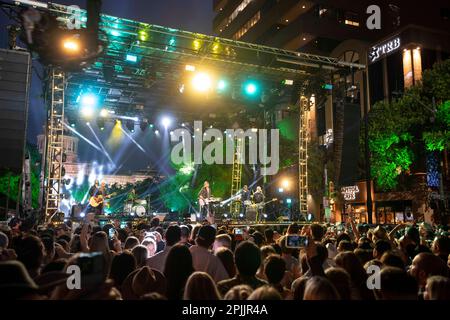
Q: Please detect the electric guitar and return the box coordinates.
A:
[199,197,222,206]
[89,192,117,208]
[251,198,278,208]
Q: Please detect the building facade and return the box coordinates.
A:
[214,0,450,223]
[36,133,153,186]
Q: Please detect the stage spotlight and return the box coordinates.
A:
[81,105,94,118]
[138,30,148,41]
[80,93,98,107]
[97,117,105,130]
[126,120,135,132]
[193,39,201,50]
[192,72,212,92]
[239,213,244,218]
[217,79,228,91]
[244,82,258,95]
[278,187,284,193]
[100,108,109,117]
[161,116,172,128]
[307,213,314,221]
[126,54,138,63]
[62,36,80,53]
[154,129,160,135]
[281,179,290,189]
[286,198,292,204]
[140,120,148,132]
[185,65,196,72]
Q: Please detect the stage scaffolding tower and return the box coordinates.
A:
[230,137,244,217]
[299,97,310,218]
[44,69,65,221]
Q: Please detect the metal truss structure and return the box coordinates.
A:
[299,97,310,217]
[230,137,244,217]
[44,69,65,220]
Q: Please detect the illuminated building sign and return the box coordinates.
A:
[341,185,360,201]
[368,37,401,63]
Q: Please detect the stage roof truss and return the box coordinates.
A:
[5,1,366,116]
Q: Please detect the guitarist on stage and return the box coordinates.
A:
[88,180,108,215]
[253,186,265,221]
[198,181,211,222]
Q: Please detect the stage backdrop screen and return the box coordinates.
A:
[0,49,31,174]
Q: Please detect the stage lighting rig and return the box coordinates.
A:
[19,0,104,70]
[140,119,149,132]
[96,117,105,130]
[126,120,135,132]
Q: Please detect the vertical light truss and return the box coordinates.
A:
[230,137,244,217]
[299,97,310,217]
[44,69,65,221]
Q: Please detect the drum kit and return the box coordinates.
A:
[124,199,148,217]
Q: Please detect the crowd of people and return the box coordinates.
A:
[0,214,449,300]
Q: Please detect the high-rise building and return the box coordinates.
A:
[214,0,450,223]
[214,1,448,54]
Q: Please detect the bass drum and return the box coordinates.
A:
[132,205,146,217]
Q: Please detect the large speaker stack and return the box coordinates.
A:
[0,49,31,173]
[0,49,31,219]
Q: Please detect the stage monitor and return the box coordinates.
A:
[0,49,31,174]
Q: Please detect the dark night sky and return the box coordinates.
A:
[0,0,214,173]
[55,0,214,34]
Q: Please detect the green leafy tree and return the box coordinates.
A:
[368,59,450,191]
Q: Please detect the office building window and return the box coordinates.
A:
[233,11,260,40]
[403,47,422,88]
[318,6,328,17]
[344,12,360,27]
[412,47,422,82]
[345,19,360,27]
[403,49,413,88]
[228,0,253,25]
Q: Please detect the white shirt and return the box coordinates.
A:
[146,245,172,272]
[189,245,229,282]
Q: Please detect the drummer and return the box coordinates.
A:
[240,185,251,216]
[127,188,138,204]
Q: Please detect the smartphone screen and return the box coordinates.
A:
[234,228,243,235]
[77,252,106,289]
[286,235,308,249]
[108,228,115,240]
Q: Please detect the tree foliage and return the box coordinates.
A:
[368,59,450,191]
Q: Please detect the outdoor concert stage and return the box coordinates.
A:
[0,1,364,223]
